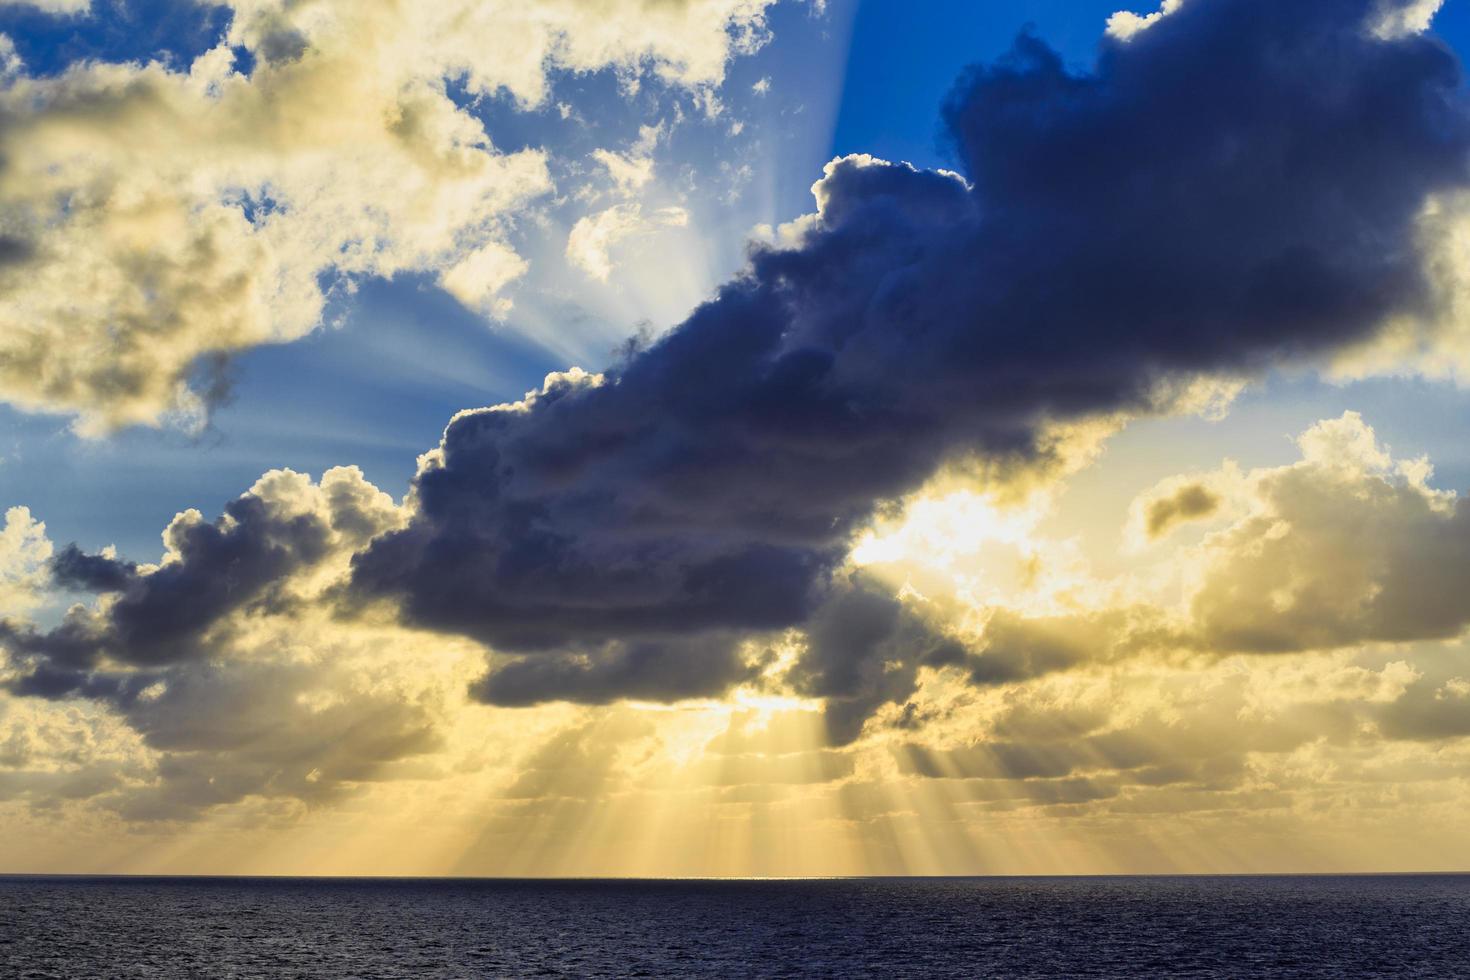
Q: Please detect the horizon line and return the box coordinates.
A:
[3,871,1469,882]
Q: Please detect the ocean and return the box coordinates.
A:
[1,874,1467,977]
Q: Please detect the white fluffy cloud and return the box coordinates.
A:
[1109,0,1443,42]
[1106,0,1184,41]
[1370,0,1445,38]
[0,0,779,434]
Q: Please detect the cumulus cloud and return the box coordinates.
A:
[473,632,759,707]
[588,122,665,197]
[893,663,1357,793]
[1106,0,1185,41]
[1370,0,1445,38]
[0,0,779,433]
[0,465,479,821]
[874,639,1470,851]
[1191,413,1470,654]
[11,414,1470,835]
[592,149,654,193]
[880,412,1470,719]
[1375,669,1470,741]
[967,412,1470,666]
[347,0,1470,715]
[2,466,402,698]
[0,507,52,618]
[1143,484,1221,539]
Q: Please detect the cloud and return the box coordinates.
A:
[0,507,52,618]
[962,610,1137,685]
[1129,474,1229,543]
[1106,0,1185,41]
[588,123,666,198]
[891,664,1350,793]
[439,242,531,318]
[348,0,1470,714]
[0,610,466,822]
[959,411,1470,676]
[1191,412,1470,654]
[1370,0,1445,38]
[102,627,448,822]
[2,466,402,696]
[593,148,655,192]
[765,407,1470,744]
[1000,412,1470,664]
[0,0,779,433]
[0,464,478,821]
[472,632,758,707]
[1142,484,1220,539]
[784,576,971,745]
[12,2,1470,851]
[1375,671,1470,741]
[566,203,690,281]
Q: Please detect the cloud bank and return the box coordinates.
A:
[7,0,1470,834]
[347,0,1470,715]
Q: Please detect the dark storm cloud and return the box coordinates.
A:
[0,235,34,266]
[785,577,971,745]
[347,0,1470,724]
[1,493,334,698]
[49,545,138,593]
[472,633,759,707]
[0,467,419,819]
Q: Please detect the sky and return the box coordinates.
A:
[3,0,1470,877]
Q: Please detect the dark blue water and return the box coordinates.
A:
[1,875,1467,977]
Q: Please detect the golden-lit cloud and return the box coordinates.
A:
[0,507,51,618]
[1189,413,1470,653]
